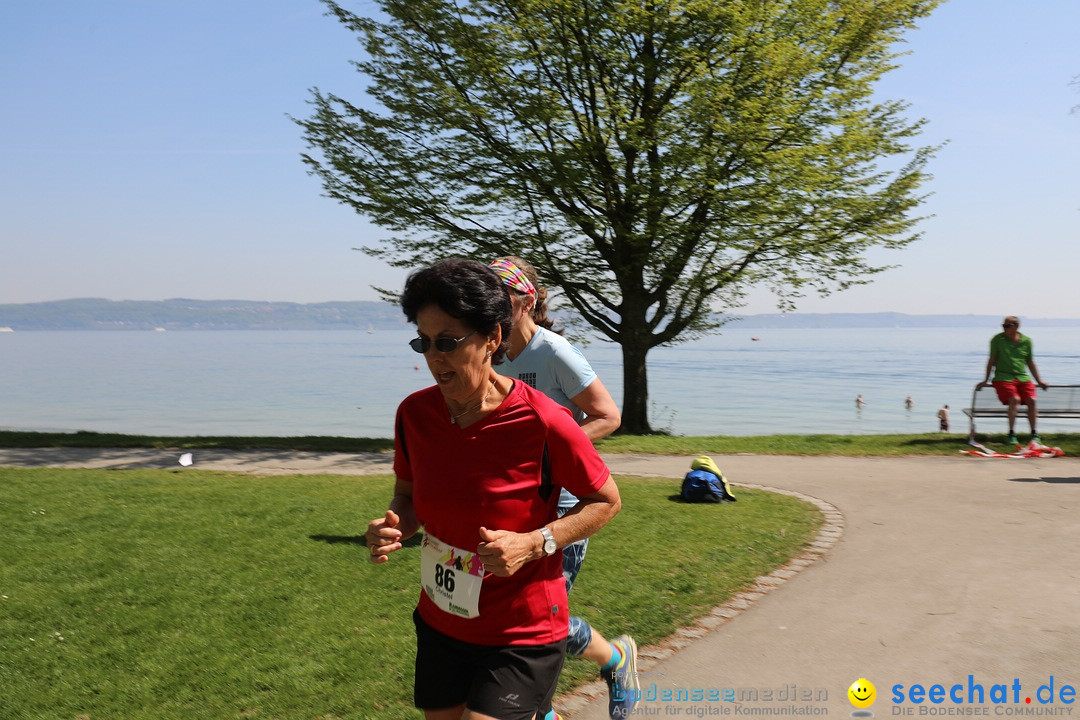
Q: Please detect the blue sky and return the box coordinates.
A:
[2,0,1078,317]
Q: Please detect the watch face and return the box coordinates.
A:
[542,529,557,555]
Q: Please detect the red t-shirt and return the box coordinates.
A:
[393,379,610,646]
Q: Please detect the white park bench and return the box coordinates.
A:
[964,383,1080,438]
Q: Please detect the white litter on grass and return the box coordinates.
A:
[178,453,193,467]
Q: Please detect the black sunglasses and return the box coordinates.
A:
[1002,322,1017,328]
[409,331,477,354]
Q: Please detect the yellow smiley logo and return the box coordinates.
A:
[848,678,876,709]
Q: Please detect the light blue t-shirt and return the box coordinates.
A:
[499,327,596,422]
[499,327,598,509]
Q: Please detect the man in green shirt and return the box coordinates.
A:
[977,316,1049,445]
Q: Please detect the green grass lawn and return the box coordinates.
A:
[597,431,1080,456]
[0,468,820,720]
[3,429,1079,456]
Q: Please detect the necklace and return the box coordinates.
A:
[449,380,495,425]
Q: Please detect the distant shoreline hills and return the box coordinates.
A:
[0,298,405,331]
[1,298,1078,331]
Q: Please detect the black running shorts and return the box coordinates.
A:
[413,609,566,720]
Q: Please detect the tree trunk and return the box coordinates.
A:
[619,340,652,435]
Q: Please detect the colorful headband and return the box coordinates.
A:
[488,259,536,296]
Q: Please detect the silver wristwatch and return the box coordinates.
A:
[539,527,557,556]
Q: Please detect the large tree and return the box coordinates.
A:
[298,0,942,433]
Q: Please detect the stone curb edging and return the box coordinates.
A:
[555,482,844,718]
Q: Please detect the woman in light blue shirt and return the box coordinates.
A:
[489,256,636,720]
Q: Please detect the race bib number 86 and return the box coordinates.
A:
[420,533,485,618]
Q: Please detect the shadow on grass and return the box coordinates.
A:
[897,436,972,449]
[309,534,366,546]
[0,430,395,453]
[309,534,423,547]
[667,493,737,504]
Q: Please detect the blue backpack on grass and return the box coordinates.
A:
[680,455,737,503]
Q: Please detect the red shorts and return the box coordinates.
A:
[993,380,1037,405]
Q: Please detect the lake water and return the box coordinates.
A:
[3,327,1080,438]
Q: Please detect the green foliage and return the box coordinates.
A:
[0,469,819,719]
[298,0,943,432]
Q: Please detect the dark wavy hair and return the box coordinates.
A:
[400,258,512,363]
